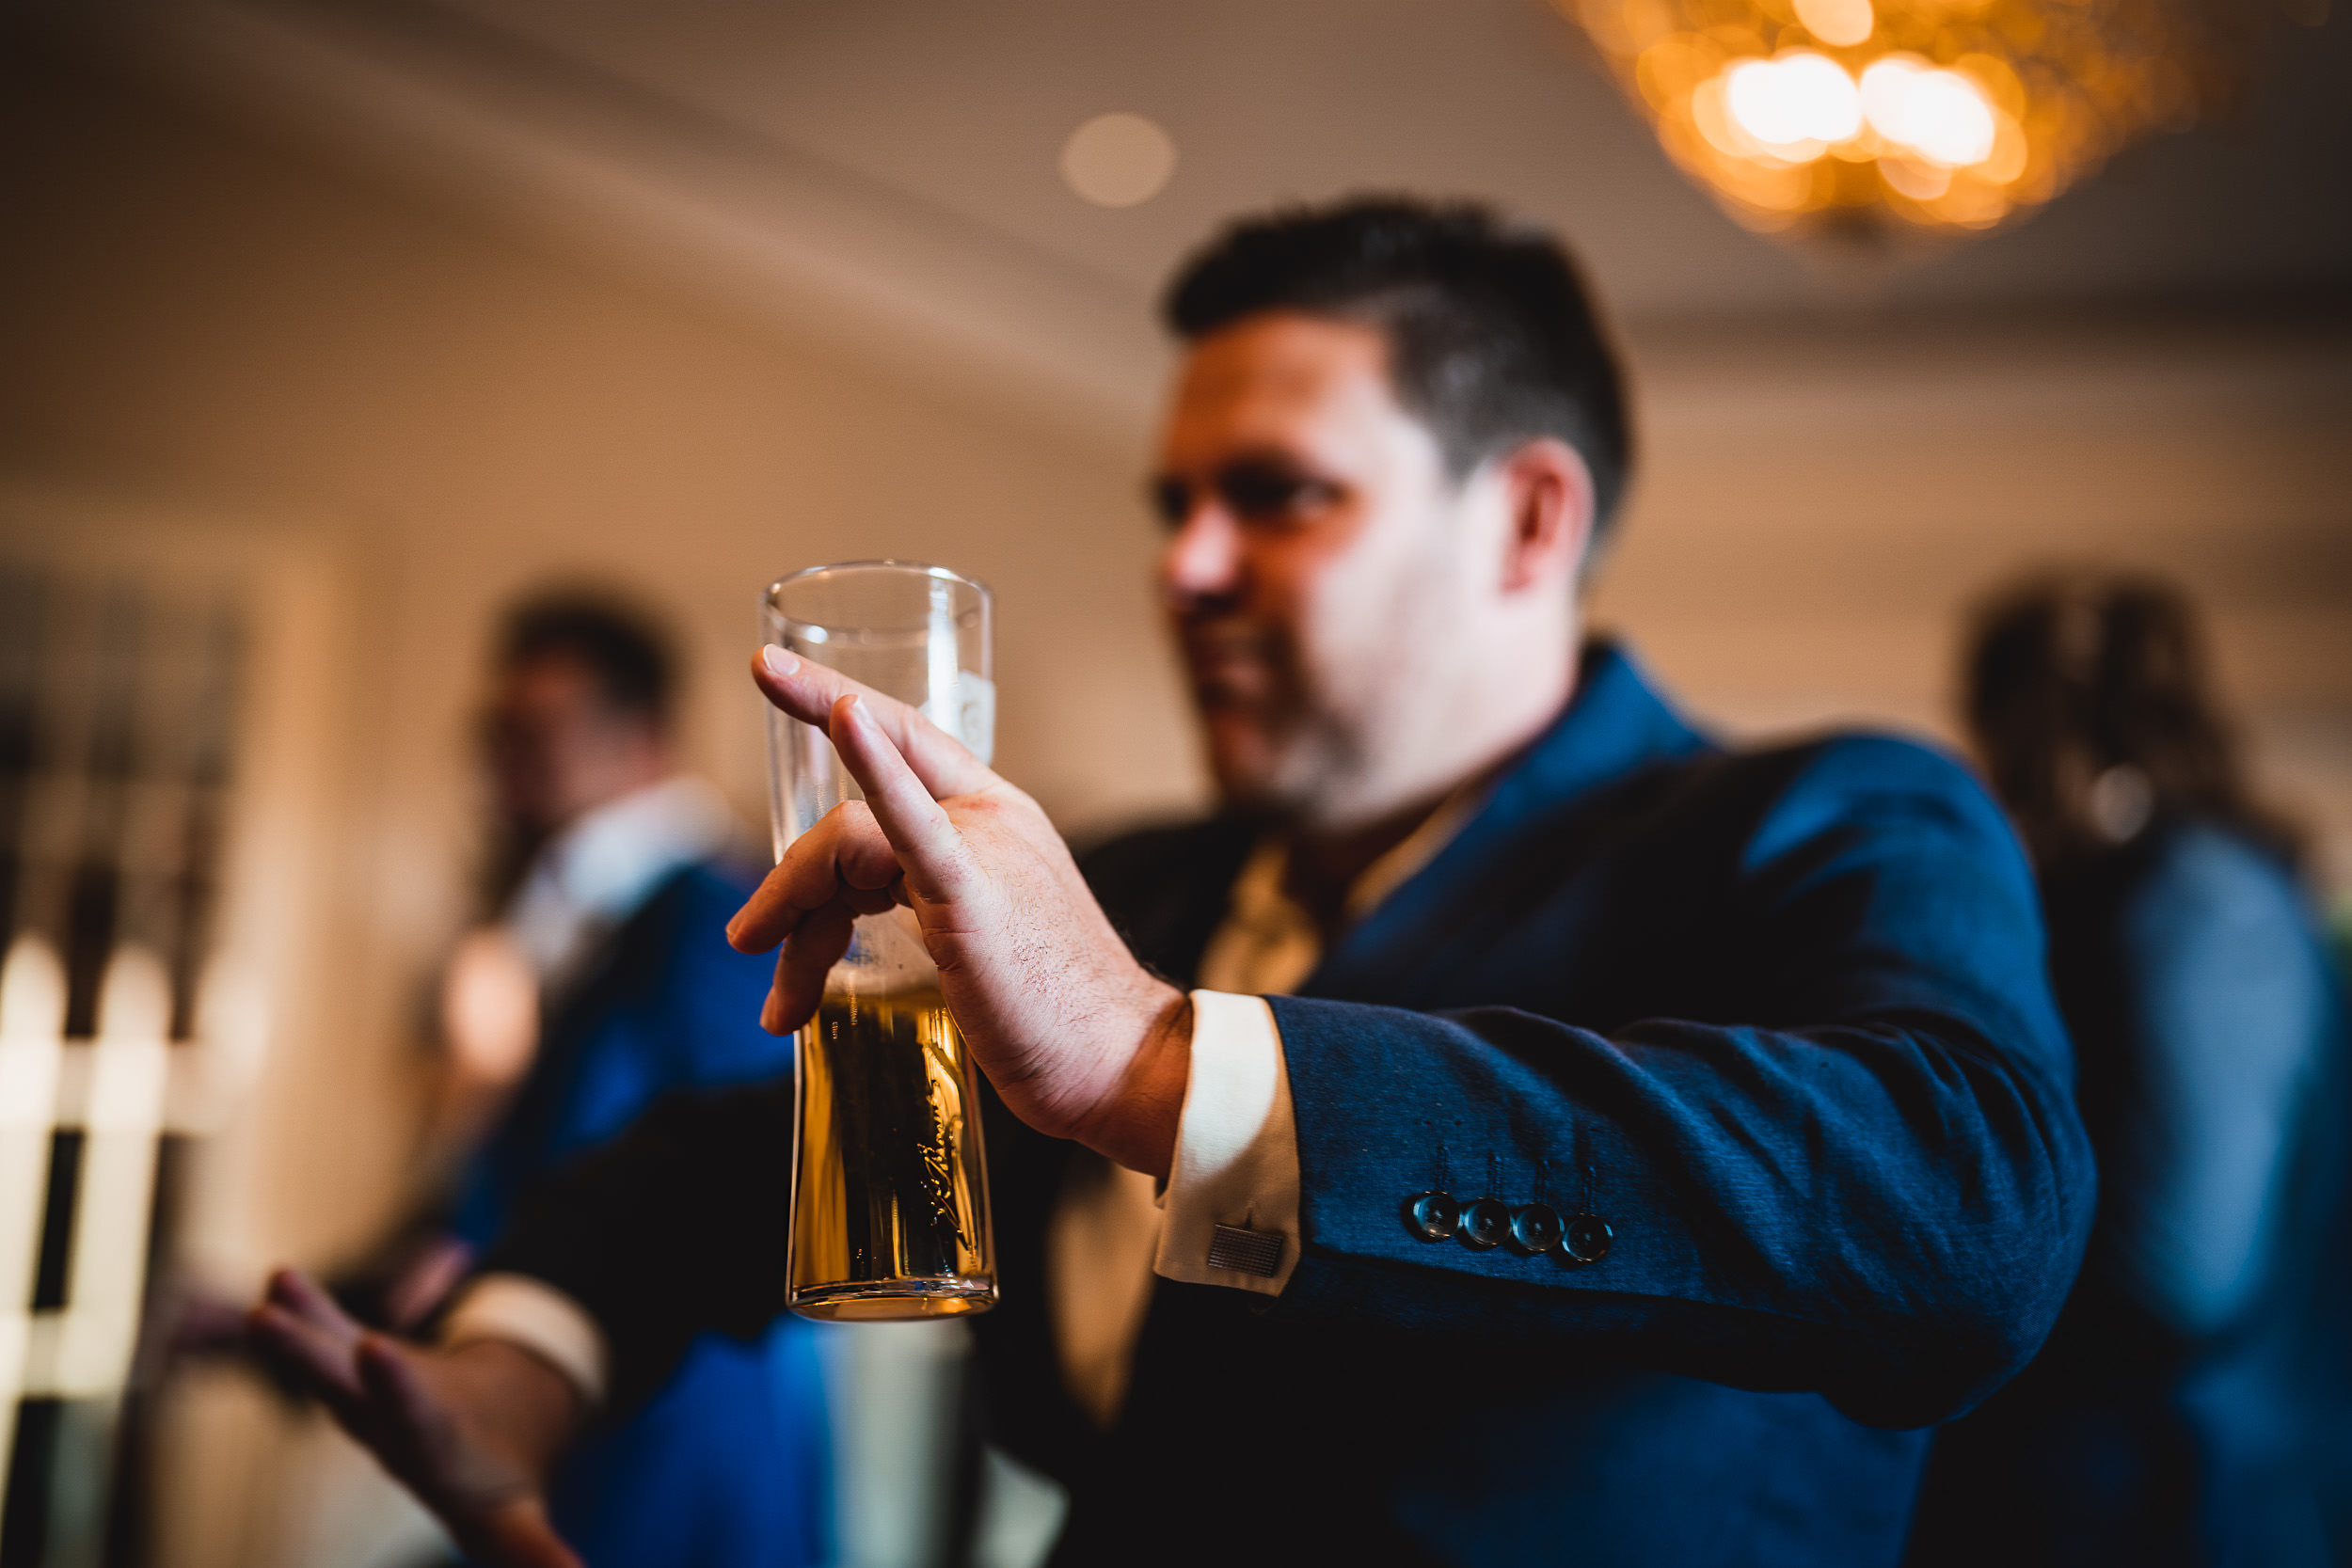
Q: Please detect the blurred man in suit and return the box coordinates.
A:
[252,200,2096,1567]
[361,595,831,1568]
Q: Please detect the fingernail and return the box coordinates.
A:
[762,644,800,679]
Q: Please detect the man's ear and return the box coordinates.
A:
[1497,438,1596,595]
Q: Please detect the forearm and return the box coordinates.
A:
[1268,997,2093,1427]
[432,1338,584,1487]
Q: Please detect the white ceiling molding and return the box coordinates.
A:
[60,0,1172,448]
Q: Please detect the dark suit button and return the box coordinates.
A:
[1404,1191,1460,1242]
[1510,1202,1562,1254]
[1562,1214,1614,1264]
[1459,1196,1511,1250]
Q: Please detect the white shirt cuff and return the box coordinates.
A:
[1152,990,1300,1296]
[438,1273,609,1407]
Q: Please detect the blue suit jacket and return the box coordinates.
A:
[488,643,2095,1567]
[454,863,831,1568]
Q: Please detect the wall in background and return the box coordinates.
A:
[0,47,1204,1277]
[1605,318,2352,885]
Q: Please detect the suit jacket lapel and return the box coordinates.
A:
[1299,641,1712,1008]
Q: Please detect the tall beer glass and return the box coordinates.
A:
[762,562,997,1321]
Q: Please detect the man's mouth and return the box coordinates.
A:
[1178,623,1280,706]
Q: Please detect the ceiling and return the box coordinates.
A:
[271,0,2352,316]
[25,0,2352,431]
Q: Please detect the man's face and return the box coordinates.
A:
[484,655,665,839]
[1152,312,1477,826]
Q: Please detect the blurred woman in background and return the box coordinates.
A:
[1907,573,2348,1565]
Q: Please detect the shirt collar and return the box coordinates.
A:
[504,774,736,985]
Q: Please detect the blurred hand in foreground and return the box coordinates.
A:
[246,1269,584,1568]
[729,647,1193,1179]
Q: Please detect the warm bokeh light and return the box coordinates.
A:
[1861,58,1999,167]
[1724,53,1864,153]
[1796,0,1879,49]
[1558,0,2244,233]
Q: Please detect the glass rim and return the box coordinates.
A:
[762,560,991,630]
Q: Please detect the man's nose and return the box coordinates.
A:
[1159,505,1245,605]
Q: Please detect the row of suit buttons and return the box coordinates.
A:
[1404,1191,1613,1263]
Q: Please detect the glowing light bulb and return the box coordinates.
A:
[1724,53,1863,154]
[1794,0,1875,46]
[1861,57,1998,166]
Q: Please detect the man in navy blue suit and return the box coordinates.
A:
[252,199,2096,1566]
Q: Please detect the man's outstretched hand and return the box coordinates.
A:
[731,646,1194,1179]
[246,1270,583,1568]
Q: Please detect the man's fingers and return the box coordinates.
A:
[728,801,902,955]
[751,647,993,800]
[828,695,977,905]
[265,1268,364,1339]
[762,905,856,1035]
[355,1335,454,1476]
[248,1303,368,1422]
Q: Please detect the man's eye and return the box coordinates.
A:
[1222,473,1334,522]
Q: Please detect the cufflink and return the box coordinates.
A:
[1206,1223,1285,1278]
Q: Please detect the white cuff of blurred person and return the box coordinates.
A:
[439,1272,610,1408]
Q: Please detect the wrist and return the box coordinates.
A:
[442,1338,583,1479]
[1073,982,1192,1179]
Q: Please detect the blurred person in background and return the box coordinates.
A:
[346,594,832,1568]
[1907,572,2350,1566]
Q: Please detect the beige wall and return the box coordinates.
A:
[1601,320,2352,894]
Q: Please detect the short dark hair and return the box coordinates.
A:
[497,591,676,726]
[1164,197,1633,540]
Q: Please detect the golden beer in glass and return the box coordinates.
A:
[762,562,997,1321]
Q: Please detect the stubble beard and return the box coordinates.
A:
[1182,610,1391,834]
[1208,707,1366,831]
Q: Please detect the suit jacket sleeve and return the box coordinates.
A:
[1268,737,2097,1430]
[476,1077,795,1414]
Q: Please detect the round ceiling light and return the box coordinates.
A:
[1060,113,1179,208]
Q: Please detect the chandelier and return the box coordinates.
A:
[1556,0,2248,232]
